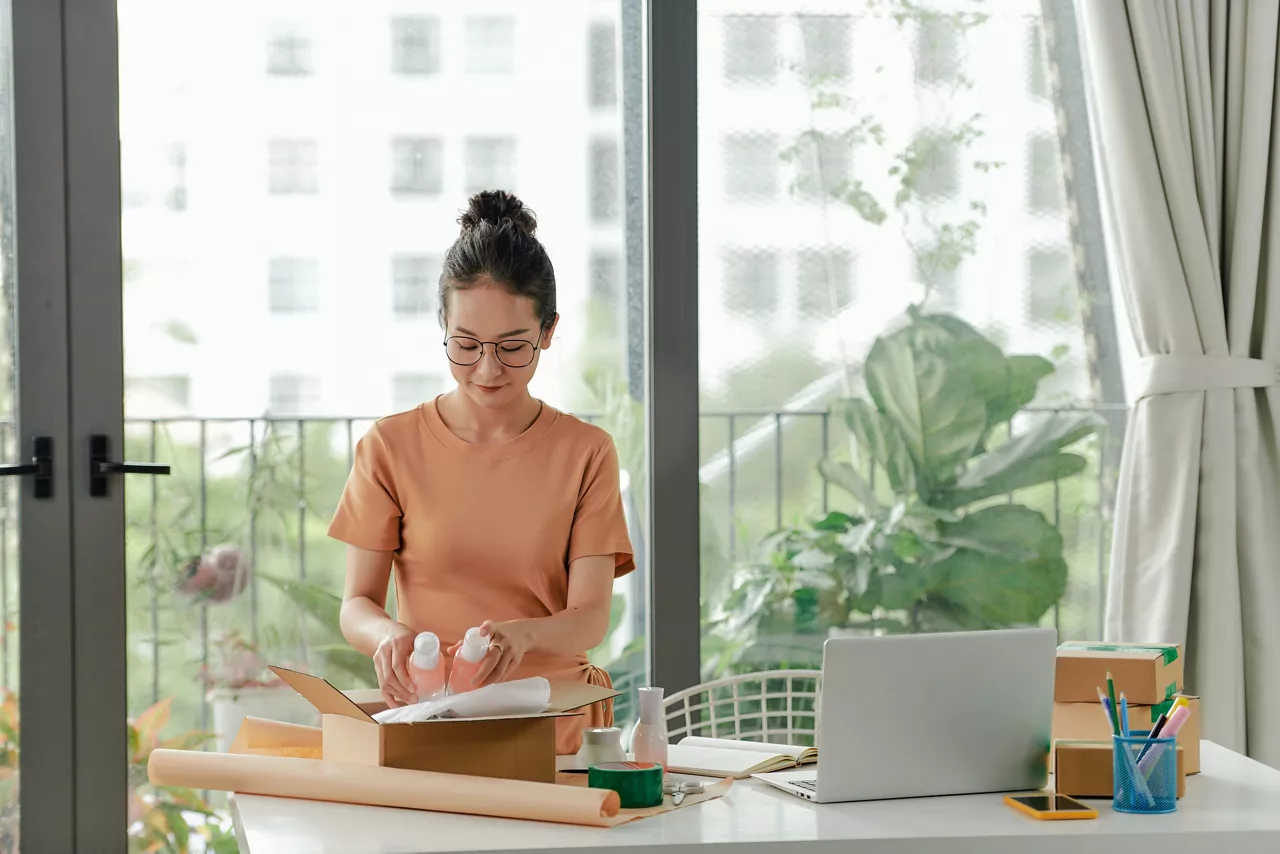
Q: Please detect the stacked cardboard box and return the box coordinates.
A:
[1051,642,1200,776]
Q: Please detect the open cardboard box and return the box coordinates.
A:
[268,665,619,784]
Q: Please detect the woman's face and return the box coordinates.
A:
[444,281,555,410]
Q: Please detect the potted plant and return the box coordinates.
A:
[202,630,316,753]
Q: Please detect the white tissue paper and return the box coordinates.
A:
[372,677,552,724]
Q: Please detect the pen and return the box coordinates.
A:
[1137,696,1186,764]
[1138,704,1191,777]
[1120,693,1129,737]
[1105,671,1121,736]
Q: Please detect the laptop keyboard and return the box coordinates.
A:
[791,779,818,792]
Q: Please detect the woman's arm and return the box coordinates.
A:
[340,544,418,706]
[471,555,616,686]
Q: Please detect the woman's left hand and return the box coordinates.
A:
[449,620,534,687]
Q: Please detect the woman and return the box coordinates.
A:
[328,190,634,754]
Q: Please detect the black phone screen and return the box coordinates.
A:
[1011,795,1092,812]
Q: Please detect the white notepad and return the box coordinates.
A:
[665,736,818,779]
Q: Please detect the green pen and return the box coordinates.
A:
[1105,670,1121,736]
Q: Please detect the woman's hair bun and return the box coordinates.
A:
[459,189,538,236]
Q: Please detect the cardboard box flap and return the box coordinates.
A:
[270,665,376,723]
[1057,642,1180,664]
[546,680,621,714]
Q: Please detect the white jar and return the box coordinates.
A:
[577,726,626,768]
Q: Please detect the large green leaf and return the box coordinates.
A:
[931,505,1067,625]
[258,572,344,642]
[837,398,916,494]
[990,355,1054,424]
[937,453,1088,509]
[956,411,1100,492]
[864,329,988,486]
[818,459,879,512]
[311,644,378,688]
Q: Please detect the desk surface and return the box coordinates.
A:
[231,742,1280,854]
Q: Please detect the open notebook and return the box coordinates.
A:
[665,736,818,779]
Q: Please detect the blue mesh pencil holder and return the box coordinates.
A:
[1113,731,1177,814]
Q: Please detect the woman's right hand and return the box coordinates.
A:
[373,622,418,708]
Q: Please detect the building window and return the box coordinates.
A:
[794,132,851,200]
[725,134,779,200]
[723,16,778,84]
[588,21,617,109]
[391,137,443,195]
[1027,248,1076,325]
[1028,135,1065,213]
[268,258,320,314]
[723,250,779,315]
[797,15,852,81]
[392,374,443,412]
[391,16,441,75]
[465,137,516,193]
[590,251,621,306]
[392,255,438,318]
[915,15,961,84]
[590,138,620,223]
[796,249,855,317]
[126,376,191,411]
[165,143,188,212]
[268,375,321,416]
[267,25,312,76]
[1029,21,1050,99]
[465,16,515,74]
[268,139,318,195]
[912,131,959,199]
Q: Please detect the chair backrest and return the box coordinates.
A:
[662,670,822,747]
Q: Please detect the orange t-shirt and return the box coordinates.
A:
[327,399,635,754]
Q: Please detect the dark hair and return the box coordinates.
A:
[438,190,557,331]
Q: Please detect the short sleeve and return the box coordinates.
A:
[327,422,403,551]
[568,435,636,577]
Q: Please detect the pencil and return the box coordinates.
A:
[1105,671,1121,736]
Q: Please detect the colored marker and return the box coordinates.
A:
[1138,704,1191,776]
[1120,693,1130,738]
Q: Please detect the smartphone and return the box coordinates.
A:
[1004,793,1098,820]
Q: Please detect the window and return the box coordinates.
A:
[723,16,778,84]
[794,132,851,200]
[1029,21,1050,99]
[590,138,620,223]
[915,15,961,84]
[392,255,438,318]
[1027,248,1076,325]
[267,25,312,76]
[723,250,779,315]
[268,139,318,195]
[797,15,852,81]
[267,375,321,415]
[391,16,441,75]
[1028,135,1065,213]
[912,131,959,199]
[588,21,618,109]
[125,376,191,410]
[796,250,854,317]
[392,374,443,412]
[465,137,516,193]
[391,137,443,195]
[465,16,515,74]
[268,257,320,314]
[590,251,621,306]
[725,134,779,200]
[165,142,187,212]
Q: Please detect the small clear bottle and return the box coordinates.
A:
[631,686,668,770]
[447,626,490,695]
[408,631,446,703]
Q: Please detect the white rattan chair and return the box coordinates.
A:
[660,670,822,747]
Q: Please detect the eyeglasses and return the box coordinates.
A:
[443,335,540,368]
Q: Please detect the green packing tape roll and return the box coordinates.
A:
[588,761,664,808]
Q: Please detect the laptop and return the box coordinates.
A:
[754,628,1056,803]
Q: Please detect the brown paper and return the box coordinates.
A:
[229,717,323,759]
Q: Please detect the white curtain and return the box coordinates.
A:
[1078,0,1280,766]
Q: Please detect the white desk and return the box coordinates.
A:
[231,742,1280,854]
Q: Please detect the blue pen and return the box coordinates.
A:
[1120,693,1129,737]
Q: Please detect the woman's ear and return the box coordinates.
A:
[540,314,559,350]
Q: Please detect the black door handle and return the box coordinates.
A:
[89,434,170,497]
[0,437,53,499]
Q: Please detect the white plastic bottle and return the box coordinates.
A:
[408,631,447,703]
[447,627,490,695]
[631,686,668,769]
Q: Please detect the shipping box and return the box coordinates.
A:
[1055,642,1183,705]
[269,666,619,784]
[1053,739,1186,799]
[1052,695,1200,774]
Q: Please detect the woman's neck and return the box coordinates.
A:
[436,390,543,444]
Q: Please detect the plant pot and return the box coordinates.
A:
[207,683,319,753]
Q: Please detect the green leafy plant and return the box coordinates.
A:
[257,572,377,689]
[711,309,1098,649]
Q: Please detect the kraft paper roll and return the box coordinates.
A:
[148,749,626,827]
